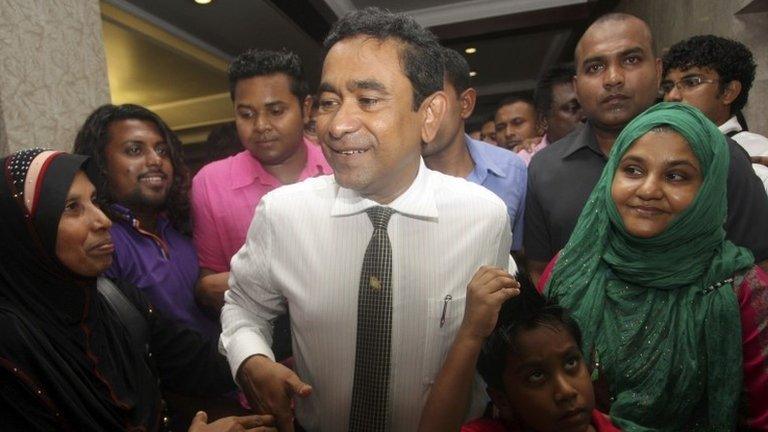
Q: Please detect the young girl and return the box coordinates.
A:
[418,267,618,431]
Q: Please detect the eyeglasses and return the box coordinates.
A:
[660,75,719,94]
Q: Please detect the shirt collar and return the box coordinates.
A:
[465,134,506,183]
[330,159,439,220]
[109,203,169,231]
[561,122,606,159]
[718,116,741,134]
[230,138,328,190]
[230,150,275,189]
[110,203,134,223]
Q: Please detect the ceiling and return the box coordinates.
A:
[100,0,617,142]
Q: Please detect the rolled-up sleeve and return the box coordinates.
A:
[219,198,286,379]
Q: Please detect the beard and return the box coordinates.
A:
[117,185,169,213]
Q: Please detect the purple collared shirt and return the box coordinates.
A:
[105,204,219,338]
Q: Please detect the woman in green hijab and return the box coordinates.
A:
[539,102,768,431]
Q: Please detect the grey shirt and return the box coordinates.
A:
[524,121,768,263]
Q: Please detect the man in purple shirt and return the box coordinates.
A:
[73,104,218,338]
[423,47,527,251]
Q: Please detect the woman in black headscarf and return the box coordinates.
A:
[0,149,274,432]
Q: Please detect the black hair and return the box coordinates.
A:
[477,275,583,392]
[496,96,536,117]
[203,122,240,163]
[441,47,471,95]
[323,7,444,110]
[72,104,191,235]
[534,63,576,118]
[662,35,756,114]
[228,48,309,103]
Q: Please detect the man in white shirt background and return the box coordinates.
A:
[662,35,768,192]
[219,7,516,432]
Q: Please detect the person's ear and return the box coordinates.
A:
[459,88,477,120]
[537,116,548,136]
[302,95,313,125]
[719,80,742,108]
[421,91,448,143]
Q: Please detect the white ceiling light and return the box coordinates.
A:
[194,0,212,4]
[465,47,477,54]
[469,71,477,77]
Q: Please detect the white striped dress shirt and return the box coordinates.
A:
[220,160,512,431]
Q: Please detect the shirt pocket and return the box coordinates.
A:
[422,294,466,385]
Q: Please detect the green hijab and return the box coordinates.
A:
[545,102,754,431]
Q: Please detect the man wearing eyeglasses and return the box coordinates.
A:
[662,35,768,193]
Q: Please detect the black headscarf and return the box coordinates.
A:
[0,149,162,431]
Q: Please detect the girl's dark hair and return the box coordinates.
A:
[72,104,191,234]
[477,274,583,391]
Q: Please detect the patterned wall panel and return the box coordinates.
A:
[0,0,110,156]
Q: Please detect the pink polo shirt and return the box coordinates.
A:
[191,138,331,272]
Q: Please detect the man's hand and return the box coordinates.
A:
[460,266,520,341]
[236,355,312,432]
[751,155,768,167]
[188,411,277,432]
[513,136,542,154]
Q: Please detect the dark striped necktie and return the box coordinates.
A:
[349,206,395,432]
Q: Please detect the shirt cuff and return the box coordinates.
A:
[224,331,276,381]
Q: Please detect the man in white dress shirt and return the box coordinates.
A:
[219,7,515,432]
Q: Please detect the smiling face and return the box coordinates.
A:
[493,324,595,432]
[56,171,114,277]
[233,73,307,165]
[611,130,703,238]
[574,18,661,132]
[495,101,538,150]
[104,119,173,212]
[317,36,442,203]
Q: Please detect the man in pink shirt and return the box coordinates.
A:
[191,49,331,322]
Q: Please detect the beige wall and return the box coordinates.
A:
[0,0,110,156]
[616,0,768,135]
